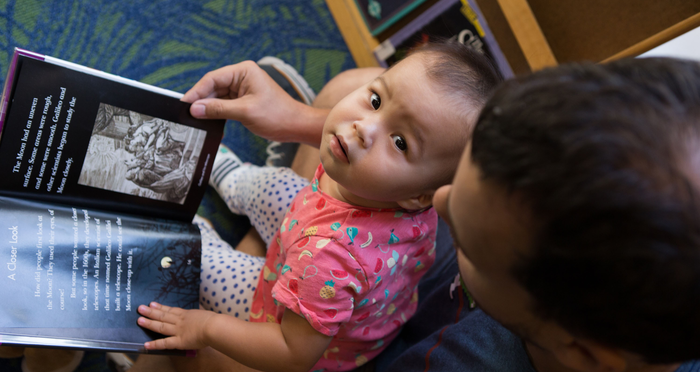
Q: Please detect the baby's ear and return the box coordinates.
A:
[397,192,434,210]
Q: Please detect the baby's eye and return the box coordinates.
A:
[370,92,381,110]
[392,135,407,152]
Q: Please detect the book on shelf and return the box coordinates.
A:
[0,48,224,354]
[355,0,428,36]
[372,0,514,78]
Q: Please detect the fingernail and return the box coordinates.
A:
[151,302,160,308]
[138,317,146,325]
[191,104,205,117]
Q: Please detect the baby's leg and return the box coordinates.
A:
[209,147,309,245]
[195,215,264,319]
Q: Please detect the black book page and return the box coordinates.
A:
[0,56,223,222]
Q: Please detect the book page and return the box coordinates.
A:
[0,196,200,330]
[0,56,222,221]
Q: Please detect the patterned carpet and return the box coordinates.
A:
[0,0,354,370]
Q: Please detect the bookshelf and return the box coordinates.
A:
[327,0,700,73]
[326,0,381,68]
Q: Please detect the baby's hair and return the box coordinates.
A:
[406,39,504,186]
[410,38,503,108]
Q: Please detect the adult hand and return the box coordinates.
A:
[137,302,214,351]
[182,61,325,145]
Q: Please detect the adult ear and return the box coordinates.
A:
[553,338,627,372]
[396,192,434,210]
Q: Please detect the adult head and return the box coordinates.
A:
[434,57,700,371]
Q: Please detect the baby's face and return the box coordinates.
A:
[320,53,471,205]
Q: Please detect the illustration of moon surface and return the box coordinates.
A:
[161,256,173,268]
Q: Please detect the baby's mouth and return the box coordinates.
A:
[329,134,350,164]
[336,135,349,159]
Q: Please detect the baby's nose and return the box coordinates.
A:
[353,121,378,148]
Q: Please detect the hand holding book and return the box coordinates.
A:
[182,61,328,147]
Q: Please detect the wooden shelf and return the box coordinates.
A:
[328,0,700,72]
[326,0,380,68]
[474,0,700,73]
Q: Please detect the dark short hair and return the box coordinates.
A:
[471,57,700,363]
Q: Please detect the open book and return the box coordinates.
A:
[0,48,224,354]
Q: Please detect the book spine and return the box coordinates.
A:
[387,0,460,47]
[0,49,41,134]
[370,0,429,36]
[373,0,462,67]
[374,0,515,78]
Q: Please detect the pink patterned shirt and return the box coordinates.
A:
[250,165,437,371]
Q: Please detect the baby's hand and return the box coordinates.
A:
[137,302,215,350]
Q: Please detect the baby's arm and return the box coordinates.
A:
[137,303,331,372]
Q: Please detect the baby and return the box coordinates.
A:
[138,40,502,372]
